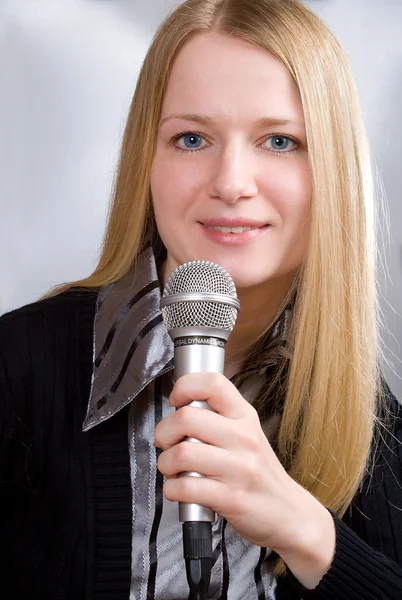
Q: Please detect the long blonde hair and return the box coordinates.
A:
[40,0,387,576]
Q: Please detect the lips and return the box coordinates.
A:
[199,219,270,229]
[198,220,271,246]
[206,225,259,233]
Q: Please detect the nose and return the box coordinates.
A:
[208,143,258,205]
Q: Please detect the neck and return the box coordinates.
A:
[224,274,294,377]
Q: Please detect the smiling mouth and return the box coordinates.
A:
[201,224,270,234]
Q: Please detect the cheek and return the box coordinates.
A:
[150,154,168,209]
[151,157,175,223]
[150,154,205,218]
[286,170,311,261]
[272,160,311,225]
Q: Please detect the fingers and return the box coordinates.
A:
[155,405,234,450]
[154,371,276,521]
[157,439,234,479]
[154,372,260,451]
[162,474,227,512]
[169,372,256,420]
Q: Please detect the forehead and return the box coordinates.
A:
[160,32,304,124]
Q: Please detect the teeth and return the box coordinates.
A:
[208,226,254,233]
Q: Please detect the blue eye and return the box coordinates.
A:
[182,133,203,149]
[172,132,205,152]
[169,131,298,154]
[268,136,295,152]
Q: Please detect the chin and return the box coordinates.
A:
[217,261,295,293]
[212,262,275,291]
[230,273,272,292]
[166,247,290,291]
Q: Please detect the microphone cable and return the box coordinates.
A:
[183,521,212,600]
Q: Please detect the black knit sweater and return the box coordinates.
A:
[1,290,402,599]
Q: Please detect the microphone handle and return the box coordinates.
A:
[179,399,216,522]
[174,338,225,522]
[173,335,226,599]
[179,401,215,599]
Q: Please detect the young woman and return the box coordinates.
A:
[1,0,401,598]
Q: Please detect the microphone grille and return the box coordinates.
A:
[161,261,239,331]
[164,260,237,296]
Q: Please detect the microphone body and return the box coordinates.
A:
[160,261,240,599]
[172,327,226,523]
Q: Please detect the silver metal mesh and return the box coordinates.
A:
[161,261,239,331]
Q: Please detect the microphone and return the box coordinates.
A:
[160,260,240,600]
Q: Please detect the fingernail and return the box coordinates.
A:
[153,440,160,448]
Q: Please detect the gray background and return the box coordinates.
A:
[1,0,401,397]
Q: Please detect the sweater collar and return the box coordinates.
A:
[83,247,293,431]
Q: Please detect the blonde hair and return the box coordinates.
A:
[40,0,388,576]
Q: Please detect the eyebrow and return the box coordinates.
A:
[159,113,305,128]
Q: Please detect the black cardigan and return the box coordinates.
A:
[1,290,402,599]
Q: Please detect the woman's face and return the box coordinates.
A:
[151,32,311,291]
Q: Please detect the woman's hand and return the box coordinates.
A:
[154,372,336,589]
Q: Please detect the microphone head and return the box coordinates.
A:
[160,261,240,333]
